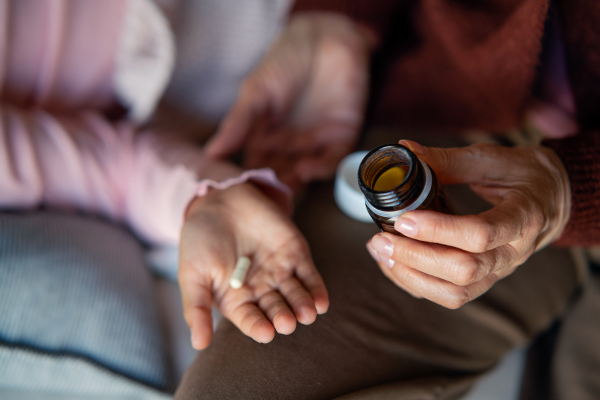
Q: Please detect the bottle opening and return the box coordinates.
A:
[372,165,408,191]
[359,144,413,192]
[358,144,424,211]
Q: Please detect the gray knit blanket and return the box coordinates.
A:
[0,211,171,399]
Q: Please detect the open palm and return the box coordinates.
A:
[178,183,329,349]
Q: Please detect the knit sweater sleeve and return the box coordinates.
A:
[543,131,600,246]
[290,0,403,46]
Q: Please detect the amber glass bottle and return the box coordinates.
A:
[358,144,457,234]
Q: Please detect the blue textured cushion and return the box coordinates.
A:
[0,211,170,399]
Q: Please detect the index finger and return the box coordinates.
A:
[395,191,537,253]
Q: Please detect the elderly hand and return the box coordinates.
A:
[367,140,571,308]
[205,13,375,192]
[179,183,329,350]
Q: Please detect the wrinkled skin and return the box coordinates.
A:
[368,140,571,309]
[206,10,573,314]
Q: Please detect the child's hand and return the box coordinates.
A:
[179,183,329,350]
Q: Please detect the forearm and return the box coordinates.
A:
[0,105,194,245]
[0,105,289,246]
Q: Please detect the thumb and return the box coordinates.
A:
[179,269,214,350]
[399,140,498,185]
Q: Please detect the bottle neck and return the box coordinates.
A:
[358,144,433,222]
[364,160,432,221]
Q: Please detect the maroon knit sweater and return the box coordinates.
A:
[292,0,600,246]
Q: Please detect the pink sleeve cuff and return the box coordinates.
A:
[196,168,293,215]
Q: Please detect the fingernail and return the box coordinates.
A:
[399,140,428,156]
[380,255,395,269]
[190,332,198,350]
[371,234,394,257]
[396,218,418,237]
[366,242,380,262]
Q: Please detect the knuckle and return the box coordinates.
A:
[470,143,495,156]
[442,292,469,309]
[288,287,309,304]
[523,245,535,259]
[392,265,411,285]
[436,148,454,170]
[452,255,481,286]
[240,307,261,328]
[268,303,288,319]
[428,219,446,243]
[530,205,547,233]
[455,266,478,286]
[470,217,494,253]
[261,291,280,306]
[472,231,492,253]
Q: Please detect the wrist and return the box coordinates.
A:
[542,132,600,246]
[535,146,572,248]
[185,182,256,220]
[185,168,293,220]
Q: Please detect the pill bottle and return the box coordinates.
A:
[358,143,456,233]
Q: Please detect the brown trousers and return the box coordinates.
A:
[175,130,593,399]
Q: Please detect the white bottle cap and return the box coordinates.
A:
[334,151,374,223]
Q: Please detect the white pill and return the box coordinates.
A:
[229,256,251,289]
